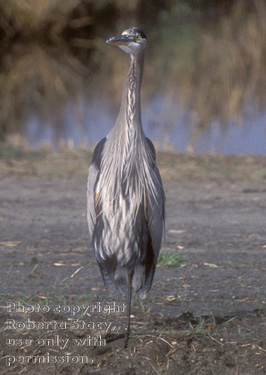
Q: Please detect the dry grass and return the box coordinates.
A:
[0,41,88,141]
[155,0,266,149]
[0,0,266,149]
[0,142,266,183]
[191,0,266,124]
[0,0,80,35]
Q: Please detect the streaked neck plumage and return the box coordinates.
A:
[115,50,145,136]
[99,46,157,214]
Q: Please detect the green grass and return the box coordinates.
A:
[186,317,207,335]
[0,142,39,160]
[0,143,22,158]
[158,249,187,268]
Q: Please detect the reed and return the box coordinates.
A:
[0,41,87,142]
[0,0,80,36]
[0,0,265,150]
[157,0,266,149]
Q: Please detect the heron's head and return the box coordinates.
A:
[106,27,146,56]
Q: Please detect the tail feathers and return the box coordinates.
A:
[138,284,152,300]
[98,261,156,298]
[115,264,152,298]
[137,262,156,299]
[98,262,128,295]
[114,267,129,295]
[98,262,117,295]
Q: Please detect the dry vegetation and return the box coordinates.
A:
[187,1,266,126]
[0,142,266,184]
[0,0,80,36]
[0,42,87,141]
[0,0,266,149]
[150,0,266,148]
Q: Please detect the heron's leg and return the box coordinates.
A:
[124,271,133,349]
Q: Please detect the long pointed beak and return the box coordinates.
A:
[106,35,134,45]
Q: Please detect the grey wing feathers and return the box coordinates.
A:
[137,138,165,298]
[146,137,165,257]
[147,167,165,257]
[87,164,97,239]
[87,137,106,239]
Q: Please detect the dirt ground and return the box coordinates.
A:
[0,148,266,375]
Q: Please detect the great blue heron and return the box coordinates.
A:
[87,27,165,348]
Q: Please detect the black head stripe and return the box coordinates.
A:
[127,27,146,39]
[134,28,146,39]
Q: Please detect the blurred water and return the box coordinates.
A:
[2,5,266,155]
[23,94,266,155]
[196,115,266,155]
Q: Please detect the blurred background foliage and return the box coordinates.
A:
[0,0,265,152]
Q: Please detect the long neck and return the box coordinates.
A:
[100,50,153,206]
[115,51,145,135]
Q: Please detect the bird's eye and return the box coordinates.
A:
[136,35,141,41]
